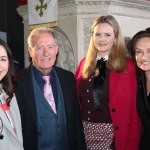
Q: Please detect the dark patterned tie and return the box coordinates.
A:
[93,58,106,110]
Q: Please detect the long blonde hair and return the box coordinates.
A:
[82,15,127,79]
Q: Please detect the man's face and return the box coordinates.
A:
[29,32,58,74]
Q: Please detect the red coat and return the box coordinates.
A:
[75,58,141,150]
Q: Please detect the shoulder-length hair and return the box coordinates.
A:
[130,28,150,59]
[130,28,150,73]
[82,15,127,78]
[0,39,18,101]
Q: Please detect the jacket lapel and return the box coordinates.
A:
[54,67,73,120]
[10,95,23,144]
[0,106,18,140]
[141,75,150,115]
[109,71,120,103]
[21,66,37,126]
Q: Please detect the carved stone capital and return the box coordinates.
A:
[58,0,150,19]
[17,5,28,21]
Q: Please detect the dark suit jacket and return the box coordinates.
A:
[137,72,150,150]
[15,65,86,150]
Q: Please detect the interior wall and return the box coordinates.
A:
[0,0,24,69]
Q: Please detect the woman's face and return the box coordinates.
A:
[0,45,9,81]
[93,23,116,57]
[135,37,150,72]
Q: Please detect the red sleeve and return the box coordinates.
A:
[75,58,86,87]
[75,58,86,110]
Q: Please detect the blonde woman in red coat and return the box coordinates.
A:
[75,15,141,150]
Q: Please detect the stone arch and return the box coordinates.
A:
[53,27,75,72]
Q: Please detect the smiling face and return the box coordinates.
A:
[135,37,150,72]
[93,23,117,57]
[28,32,58,74]
[0,45,9,81]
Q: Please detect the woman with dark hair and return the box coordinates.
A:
[75,15,141,150]
[130,28,150,150]
[0,39,23,149]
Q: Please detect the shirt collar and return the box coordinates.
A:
[97,55,109,61]
[32,66,52,76]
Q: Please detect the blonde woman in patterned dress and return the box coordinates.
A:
[75,15,141,150]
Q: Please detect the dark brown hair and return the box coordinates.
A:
[0,39,18,102]
[130,27,150,58]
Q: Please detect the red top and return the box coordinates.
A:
[75,58,141,150]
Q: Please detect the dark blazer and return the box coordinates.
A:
[137,71,150,150]
[15,65,86,150]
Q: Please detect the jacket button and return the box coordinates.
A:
[115,126,119,130]
[88,111,91,114]
[112,108,116,112]
[38,132,41,136]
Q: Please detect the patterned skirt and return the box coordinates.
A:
[83,121,114,150]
